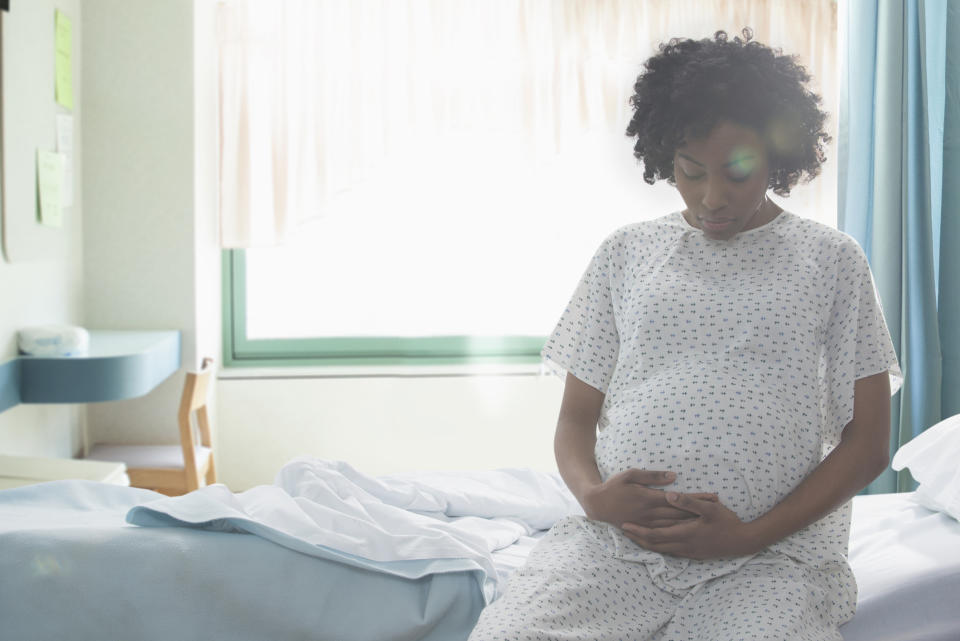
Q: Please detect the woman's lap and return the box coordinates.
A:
[468,517,849,641]
[469,517,679,641]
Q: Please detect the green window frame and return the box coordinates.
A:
[222,250,548,367]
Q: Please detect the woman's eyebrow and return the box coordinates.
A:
[677,153,756,168]
[677,153,705,167]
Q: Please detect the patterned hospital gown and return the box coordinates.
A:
[469,211,902,641]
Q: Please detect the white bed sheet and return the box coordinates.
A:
[841,492,960,641]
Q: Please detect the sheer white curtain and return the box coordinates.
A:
[217,0,837,250]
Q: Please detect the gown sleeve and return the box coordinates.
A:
[541,234,620,394]
[821,238,903,448]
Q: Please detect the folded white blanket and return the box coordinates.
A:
[277,459,582,529]
[127,458,582,602]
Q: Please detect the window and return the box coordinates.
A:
[220,0,838,367]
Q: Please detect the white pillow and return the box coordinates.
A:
[891,413,960,521]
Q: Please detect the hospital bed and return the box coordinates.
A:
[0,463,957,641]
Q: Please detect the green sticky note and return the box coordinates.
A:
[37,150,64,228]
[55,9,72,54]
[55,10,73,110]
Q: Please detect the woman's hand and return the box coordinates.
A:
[620,492,761,560]
[581,469,719,529]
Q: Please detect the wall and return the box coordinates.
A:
[0,0,221,461]
[218,371,565,490]
[82,0,220,450]
[0,0,85,458]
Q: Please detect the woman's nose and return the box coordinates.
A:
[701,176,728,210]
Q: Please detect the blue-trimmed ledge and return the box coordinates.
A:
[0,331,181,413]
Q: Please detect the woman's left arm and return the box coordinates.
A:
[740,370,891,550]
[622,371,891,560]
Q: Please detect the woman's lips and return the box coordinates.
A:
[700,217,735,232]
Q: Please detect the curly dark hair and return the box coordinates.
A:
[625,28,829,196]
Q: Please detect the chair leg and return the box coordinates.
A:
[154,487,186,497]
[206,457,217,486]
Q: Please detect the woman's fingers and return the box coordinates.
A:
[642,505,699,521]
[664,491,723,517]
[621,468,676,486]
[594,469,726,528]
[630,486,717,514]
[621,521,696,555]
[642,517,698,528]
[619,504,695,526]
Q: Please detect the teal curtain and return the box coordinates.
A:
[838,0,960,493]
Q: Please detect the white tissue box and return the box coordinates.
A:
[18,326,90,357]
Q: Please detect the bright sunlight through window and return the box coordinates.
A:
[227,1,838,352]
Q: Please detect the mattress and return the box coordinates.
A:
[841,492,960,641]
[0,482,957,641]
[0,481,486,641]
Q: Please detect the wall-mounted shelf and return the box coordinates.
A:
[0,330,181,412]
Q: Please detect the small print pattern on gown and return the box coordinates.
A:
[469,517,857,641]
[470,211,901,641]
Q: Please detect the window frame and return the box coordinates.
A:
[222,249,547,367]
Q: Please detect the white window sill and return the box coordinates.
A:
[218,362,552,380]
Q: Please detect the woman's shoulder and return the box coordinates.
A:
[779,212,868,258]
[589,214,685,270]
[600,212,686,247]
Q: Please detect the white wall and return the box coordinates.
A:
[193,0,221,375]
[0,0,85,458]
[218,372,564,490]
[82,0,221,449]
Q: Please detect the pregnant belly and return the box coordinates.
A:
[595,363,819,521]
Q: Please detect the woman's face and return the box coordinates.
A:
[674,120,779,240]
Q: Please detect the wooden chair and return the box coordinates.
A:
[86,358,216,496]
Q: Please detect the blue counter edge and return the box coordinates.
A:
[0,360,21,413]
[1,331,181,409]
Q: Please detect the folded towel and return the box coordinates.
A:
[18,326,89,356]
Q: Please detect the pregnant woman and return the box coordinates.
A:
[469,28,901,641]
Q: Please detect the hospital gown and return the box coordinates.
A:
[469,211,901,641]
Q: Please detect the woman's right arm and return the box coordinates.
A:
[554,373,714,528]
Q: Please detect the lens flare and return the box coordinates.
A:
[727,147,758,178]
[31,554,62,576]
[766,116,803,156]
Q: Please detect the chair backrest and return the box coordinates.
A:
[177,358,215,491]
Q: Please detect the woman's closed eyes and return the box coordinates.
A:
[677,154,756,183]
